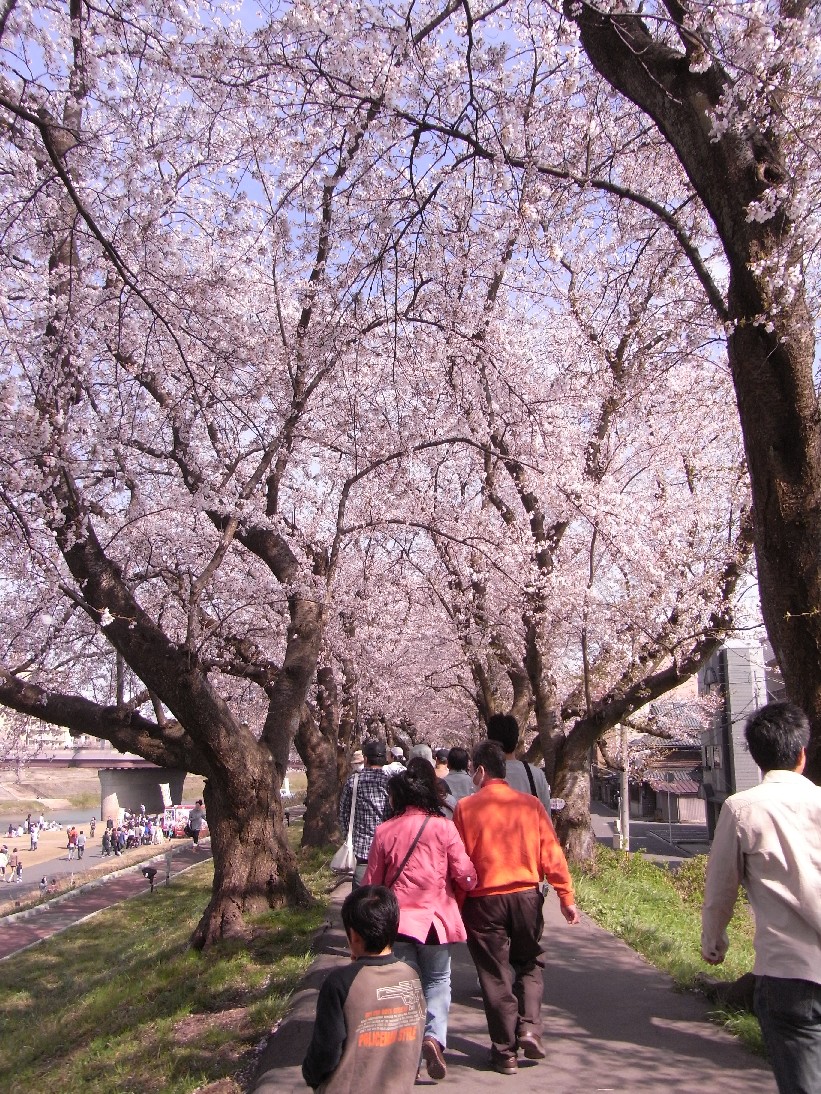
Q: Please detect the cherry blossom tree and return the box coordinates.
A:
[0,0,455,943]
[563,0,821,779]
[378,219,753,857]
[2,0,817,947]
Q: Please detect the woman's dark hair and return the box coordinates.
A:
[388,757,444,816]
[341,886,400,952]
[745,701,809,772]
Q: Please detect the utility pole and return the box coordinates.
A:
[620,722,630,852]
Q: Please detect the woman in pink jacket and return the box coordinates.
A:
[363,757,477,1082]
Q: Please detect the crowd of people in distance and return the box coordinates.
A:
[1,812,51,885]
[6,812,58,840]
[100,813,168,857]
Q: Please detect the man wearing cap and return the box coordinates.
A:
[383,746,406,777]
[338,739,390,889]
[350,750,365,772]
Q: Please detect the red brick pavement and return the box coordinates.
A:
[0,842,211,960]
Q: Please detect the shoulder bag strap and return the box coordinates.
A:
[387,816,431,888]
[346,774,360,847]
[523,761,538,798]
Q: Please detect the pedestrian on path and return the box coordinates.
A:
[77,830,86,859]
[454,739,580,1076]
[67,827,78,860]
[302,886,426,1094]
[702,701,821,1094]
[0,845,7,882]
[487,712,552,813]
[8,847,19,883]
[383,745,407,777]
[363,758,477,1082]
[29,824,38,851]
[443,747,475,803]
[188,800,206,851]
[338,739,389,890]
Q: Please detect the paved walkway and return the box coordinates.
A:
[253,882,776,1094]
[0,840,212,960]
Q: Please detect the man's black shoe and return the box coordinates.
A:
[517,1030,546,1060]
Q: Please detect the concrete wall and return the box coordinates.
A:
[699,640,766,835]
[724,642,766,795]
[98,767,186,821]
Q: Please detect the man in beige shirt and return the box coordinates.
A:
[701,701,821,1094]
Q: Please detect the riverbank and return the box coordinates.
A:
[0,765,208,818]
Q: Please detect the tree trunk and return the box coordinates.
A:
[728,317,821,782]
[296,702,341,847]
[191,758,311,950]
[524,618,564,787]
[553,729,597,864]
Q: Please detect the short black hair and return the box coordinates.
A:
[472,738,506,780]
[745,701,809,773]
[362,738,387,763]
[341,885,399,952]
[434,748,450,763]
[486,713,520,753]
[447,746,470,772]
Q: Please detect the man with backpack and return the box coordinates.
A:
[487,713,552,812]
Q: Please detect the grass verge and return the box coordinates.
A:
[0,835,334,1094]
[572,845,764,1054]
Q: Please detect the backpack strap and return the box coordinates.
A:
[523,761,538,798]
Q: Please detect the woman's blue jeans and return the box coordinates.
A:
[393,939,452,1048]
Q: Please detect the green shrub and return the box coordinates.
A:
[670,854,709,907]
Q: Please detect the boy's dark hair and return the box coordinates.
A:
[447,746,470,772]
[341,885,400,952]
[472,738,506,780]
[745,701,809,773]
[486,713,520,754]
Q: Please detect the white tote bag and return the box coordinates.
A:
[330,772,360,874]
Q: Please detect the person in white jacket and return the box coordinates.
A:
[701,701,821,1094]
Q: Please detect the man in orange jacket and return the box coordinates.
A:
[454,738,580,1075]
